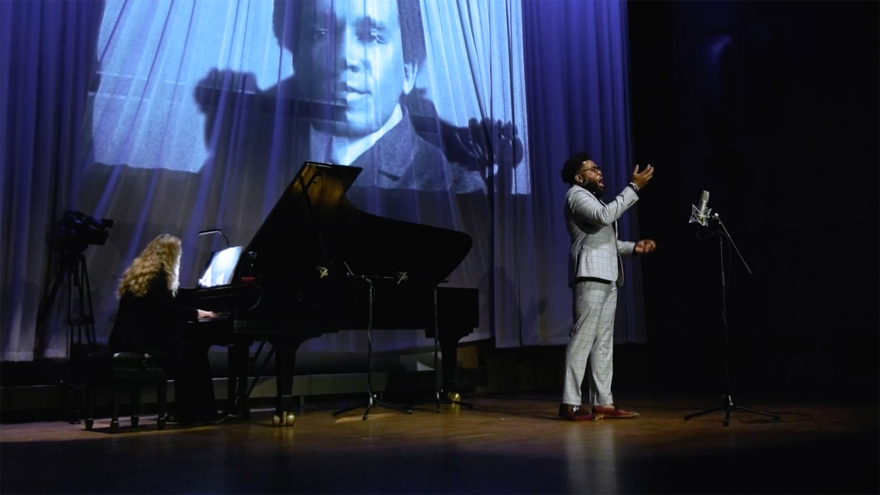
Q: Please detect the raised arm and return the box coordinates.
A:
[567,186,639,226]
[566,164,653,226]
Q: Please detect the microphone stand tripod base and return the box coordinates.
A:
[332,391,413,421]
[684,394,780,427]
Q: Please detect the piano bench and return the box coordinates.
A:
[82,351,169,433]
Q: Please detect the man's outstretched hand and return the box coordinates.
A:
[635,239,657,254]
[632,164,654,189]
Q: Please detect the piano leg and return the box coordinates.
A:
[227,343,251,420]
[405,324,474,411]
[272,343,297,427]
[439,325,472,399]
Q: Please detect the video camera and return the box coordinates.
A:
[56,210,113,255]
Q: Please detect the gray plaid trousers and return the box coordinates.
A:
[563,279,617,406]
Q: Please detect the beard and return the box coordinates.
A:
[583,180,604,199]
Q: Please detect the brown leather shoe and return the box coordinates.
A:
[558,404,599,421]
[592,404,639,418]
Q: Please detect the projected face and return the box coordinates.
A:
[295,0,417,138]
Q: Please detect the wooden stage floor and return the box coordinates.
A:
[1,390,877,494]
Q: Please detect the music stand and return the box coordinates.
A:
[683,212,779,426]
[404,283,473,412]
[333,276,414,420]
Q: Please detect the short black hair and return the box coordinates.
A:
[561,152,592,185]
[273,0,427,69]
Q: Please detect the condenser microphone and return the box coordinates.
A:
[688,190,712,226]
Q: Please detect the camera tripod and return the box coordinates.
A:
[683,213,779,427]
[35,252,98,424]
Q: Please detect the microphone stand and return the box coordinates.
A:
[332,275,413,420]
[684,212,780,426]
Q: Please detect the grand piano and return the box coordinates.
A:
[179,162,480,425]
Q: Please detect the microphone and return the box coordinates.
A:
[688,190,712,226]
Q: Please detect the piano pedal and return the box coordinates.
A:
[273,412,296,427]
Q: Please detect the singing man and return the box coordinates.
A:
[558,153,656,421]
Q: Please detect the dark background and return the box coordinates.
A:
[627,0,879,398]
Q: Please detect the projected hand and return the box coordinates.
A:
[635,240,657,254]
[198,309,217,319]
[632,164,654,189]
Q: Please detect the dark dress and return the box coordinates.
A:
[109,271,217,423]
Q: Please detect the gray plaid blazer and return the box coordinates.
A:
[564,184,639,287]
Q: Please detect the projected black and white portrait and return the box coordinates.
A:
[89,0,529,195]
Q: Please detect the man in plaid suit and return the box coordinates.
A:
[558,152,656,421]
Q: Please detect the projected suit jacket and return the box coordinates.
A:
[341,108,486,194]
[564,184,638,288]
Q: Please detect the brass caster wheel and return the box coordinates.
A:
[273,411,295,427]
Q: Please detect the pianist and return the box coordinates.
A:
[109,234,225,425]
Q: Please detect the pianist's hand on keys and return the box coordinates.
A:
[198,309,217,319]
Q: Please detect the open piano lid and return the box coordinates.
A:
[233,162,473,285]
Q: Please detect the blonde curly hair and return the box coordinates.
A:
[117,234,182,298]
